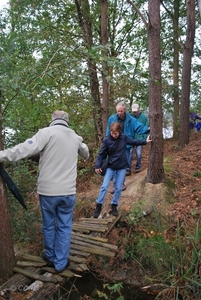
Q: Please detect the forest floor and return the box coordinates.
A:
[73,131,201,287]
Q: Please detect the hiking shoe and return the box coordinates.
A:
[126,170,131,176]
[42,252,54,268]
[55,259,71,273]
[135,168,141,173]
[93,203,102,218]
[111,204,118,216]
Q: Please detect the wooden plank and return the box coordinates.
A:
[26,282,61,300]
[70,248,90,257]
[71,235,118,251]
[15,254,45,263]
[72,225,90,233]
[68,255,86,264]
[0,267,39,293]
[71,238,116,253]
[104,213,122,236]
[13,267,63,283]
[24,272,55,297]
[67,263,84,272]
[41,267,81,278]
[75,218,114,224]
[70,244,115,257]
[74,224,108,231]
[73,224,108,232]
[16,261,47,268]
[72,231,108,243]
[78,264,89,271]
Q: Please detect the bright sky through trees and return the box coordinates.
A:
[0,0,8,9]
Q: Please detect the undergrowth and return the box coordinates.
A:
[122,205,201,299]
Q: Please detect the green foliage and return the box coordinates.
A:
[163,156,172,172]
[193,171,201,178]
[165,177,175,189]
[8,160,38,191]
[5,160,41,243]
[96,282,124,300]
[135,234,177,274]
[8,195,42,243]
[154,222,201,299]
[124,206,201,298]
[0,0,200,146]
[126,205,145,226]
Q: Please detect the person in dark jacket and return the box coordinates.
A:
[93,122,152,218]
[106,101,149,177]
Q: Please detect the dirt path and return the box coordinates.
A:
[77,147,172,221]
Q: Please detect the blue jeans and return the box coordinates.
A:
[135,145,143,169]
[126,148,133,171]
[39,194,76,271]
[130,145,143,169]
[96,168,126,206]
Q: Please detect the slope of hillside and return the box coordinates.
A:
[75,132,201,295]
[76,132,201,228]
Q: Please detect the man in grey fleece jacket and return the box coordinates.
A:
[0,110,89,273]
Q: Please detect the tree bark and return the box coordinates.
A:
[179,0,195,148]
[101,0,109,134]
[198,0,201,17]
[172,0,180,140]
[147,0,165,183]
[74,0,103,143]
[0,101,15,284]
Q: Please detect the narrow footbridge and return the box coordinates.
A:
[0,215,120,300]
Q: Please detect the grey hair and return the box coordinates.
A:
[116,101,126,110]
[52,110,69,122]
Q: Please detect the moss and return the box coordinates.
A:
[165,177,175,189]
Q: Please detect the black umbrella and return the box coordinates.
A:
[0,163,27,210]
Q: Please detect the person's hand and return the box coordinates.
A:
[146,135,152,143]
[95,168,102,174]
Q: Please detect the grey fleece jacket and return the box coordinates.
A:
[0,119,89,196]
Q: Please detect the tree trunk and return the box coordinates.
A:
[74,0,103,142]
[101,0,109,135]
[0,103,15,284]
[198,0,201,17]
[179,0,195,148]
[147,0,165,183]
[172,0,180,140]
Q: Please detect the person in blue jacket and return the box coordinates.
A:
[130,103,149,173]
[189,112,201,132]
[106,101,149,192]
[94,122,152,218]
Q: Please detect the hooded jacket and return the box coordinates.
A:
[0,119,89,196]
[106,112,149,150]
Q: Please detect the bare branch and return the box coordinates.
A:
[126,0,148,28]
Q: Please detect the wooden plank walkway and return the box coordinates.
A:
[0,215,120,300]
